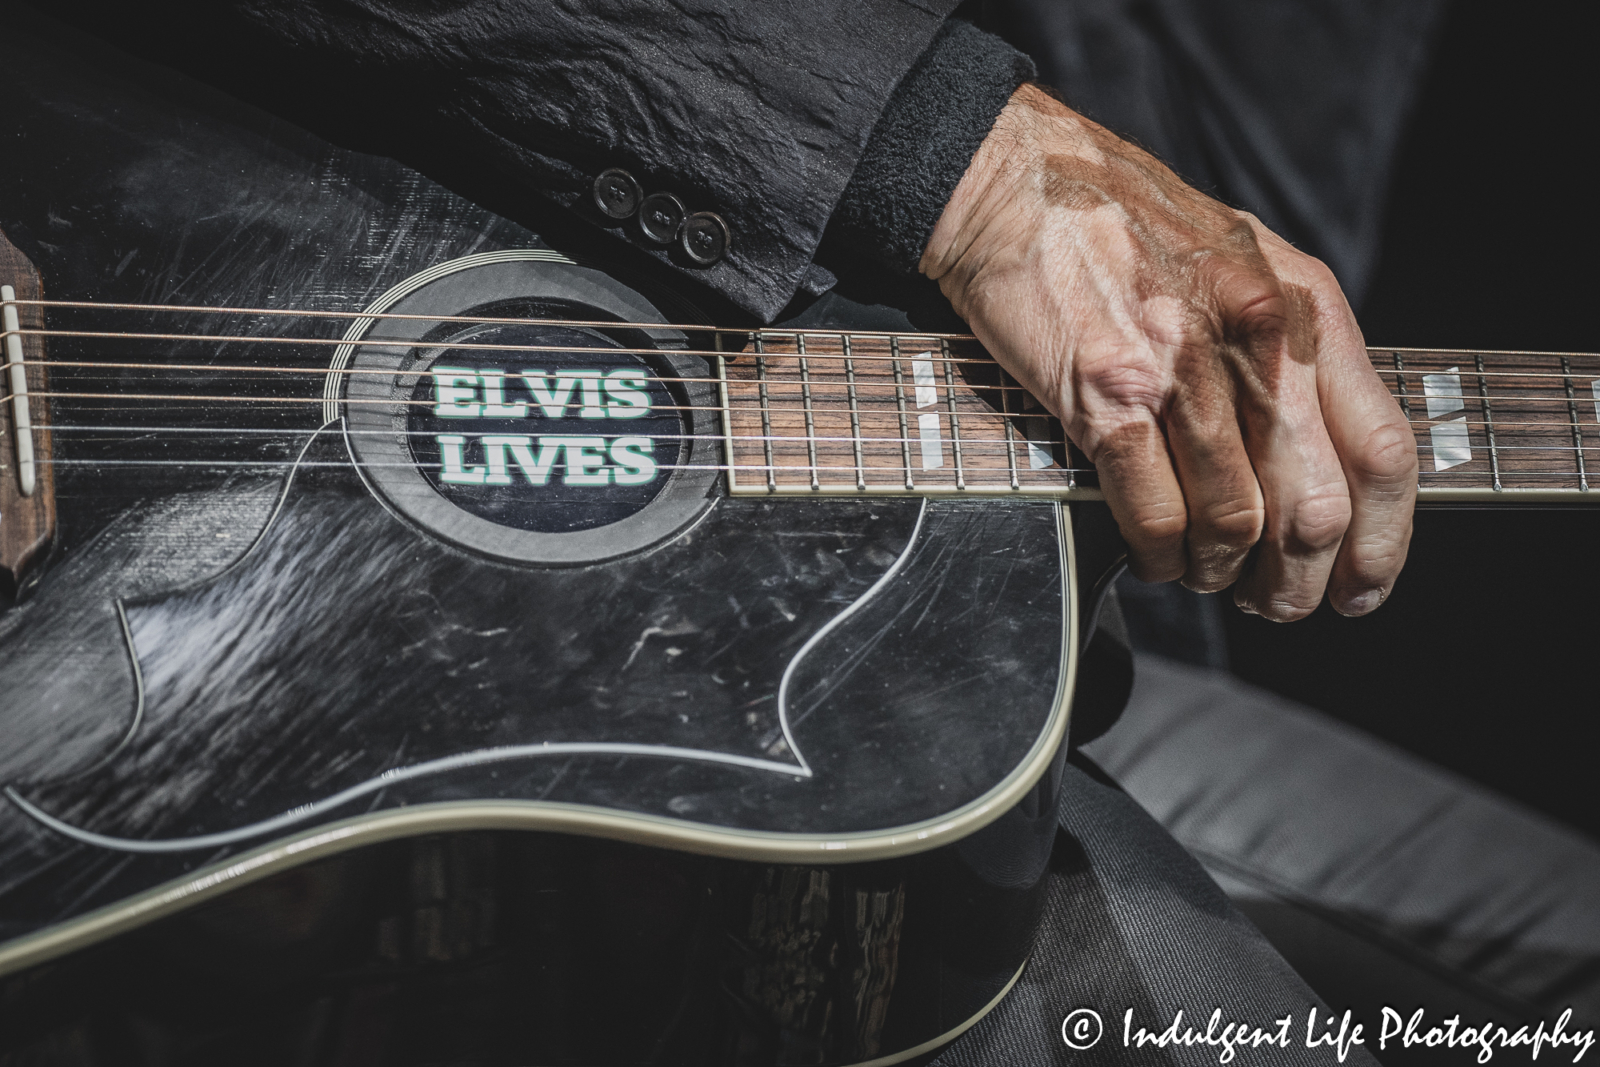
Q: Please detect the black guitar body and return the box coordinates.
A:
[0,10,1104,1065]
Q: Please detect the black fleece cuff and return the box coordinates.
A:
[825,19,1035,275]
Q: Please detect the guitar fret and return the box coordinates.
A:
[998,367,1021,490]
[754,334,776,492]
[796,334,819,491]
[941,339,966,490]
[1392,352,1421,490]
[1561,356,1589,491]
[1064,426,1076,491]
[843,334,865,491]
[714,334,738,493]
[1474,354,1502,491]
[1392,352,1413,419]
[890,336,914,489]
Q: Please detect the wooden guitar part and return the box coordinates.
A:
[0,229,54,600]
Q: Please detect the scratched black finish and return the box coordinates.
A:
[13,433,1061,844]
[0,10,1071,1063]
[1,809,1058,1065]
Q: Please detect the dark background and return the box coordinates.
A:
[1223,0,1600,842]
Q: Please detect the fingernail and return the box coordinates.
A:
[1339,589,1382,616]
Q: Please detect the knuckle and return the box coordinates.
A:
[1301,256,1342,295]
[1080,406,1164,468]
[1350,419,1419,486]
[1074,355,1167,414]
[1271,246,1336,287]
[1130,504,1189,548]
[1205,264,1286,338]
[1285,490,1351,551]
[1136,296,1207,352]
[1230,288,1287,337]
[1196,499,1265,549]
[1210,216,1264,258]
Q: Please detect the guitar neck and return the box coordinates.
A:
[717,334,1600,503]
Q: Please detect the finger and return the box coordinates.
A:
[1165,356,1265,592]
[1223,277,1352,621]
[1231,368,1352,620]
[1088,414,1189,582]
[1315,306,1418,615]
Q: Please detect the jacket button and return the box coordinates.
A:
[681,212,730,266]
[638,192,686,244]
[593,168,642,219]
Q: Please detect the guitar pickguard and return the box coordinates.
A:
[8,423,924,849]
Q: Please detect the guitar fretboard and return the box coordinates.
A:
[717,335,1600,501]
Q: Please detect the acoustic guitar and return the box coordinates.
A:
[2,10,1595,1066]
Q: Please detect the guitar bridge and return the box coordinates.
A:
[3,284,36,497]
[1,231,55,600]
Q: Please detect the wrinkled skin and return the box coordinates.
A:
[922,84,1417,621]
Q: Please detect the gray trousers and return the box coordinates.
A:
[933,657,1600,1066]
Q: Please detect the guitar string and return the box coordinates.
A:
[9,348,1600,412]
[18,429,1596,486]
[27,456,1591,476]
[12,390,1600,447]
[23,435,1597,458]
[25,458,1597,491]
[5,417,1073,454]
[25,434,1599,469]
[11,372,1600,413]
[23,449,1596,487]
[8,389,1599,439]
[15,410,1594,476]
[28,420,1600,441]
[16,413,1600,464]
[4,357,1042,397]
[29,458,1095,478]
[2,329,1007,369]
[7,328,1600,381]
[21,419,1600,448]
[8,346,1600,418]
[8,299,1600,367]
[0,298,979,341]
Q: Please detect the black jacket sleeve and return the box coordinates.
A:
[44,0,1030,320]
[828,19,1035,277]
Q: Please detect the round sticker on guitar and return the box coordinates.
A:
[334,251,720,565]
[406,323,681,533]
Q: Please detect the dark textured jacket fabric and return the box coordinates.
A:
[828,19,1034,276]
[39,0,1029,321]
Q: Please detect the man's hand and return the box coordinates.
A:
[921,84,1417,620]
